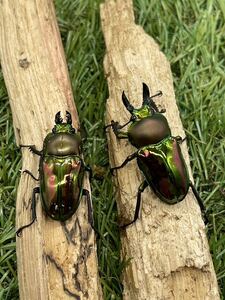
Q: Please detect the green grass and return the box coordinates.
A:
[0,0,225,299]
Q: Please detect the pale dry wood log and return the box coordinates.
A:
[0,1,102,299]
[100,0,220,299]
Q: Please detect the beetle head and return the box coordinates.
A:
[122,83,163,121]
[52,111,76,134]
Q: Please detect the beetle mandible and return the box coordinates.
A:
[106,83,206,228]
[16,111,93,236]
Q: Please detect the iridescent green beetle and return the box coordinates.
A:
[106,83,206,228]
[16,111,93,236]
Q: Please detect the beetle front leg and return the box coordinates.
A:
[111,152,137,174]
[120,181,148,229]
[20,144,42,156]
[16,187,40,237]
[22,169,39,181]
[105,120,131,139]
[190,181,208,224]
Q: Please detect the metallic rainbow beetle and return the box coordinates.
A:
[106,83,206,228]
[16,111,93,236]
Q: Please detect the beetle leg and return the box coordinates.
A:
[110,152,137,174]
[84,165,93,180]
[82,189,94,228]
[145,88,163,112]
[20,144,42,156]
[120,181,148,229]
[190,181,208,224]
[105,120,130,139]
[82,188,101,239]
[16,187,40,237]
[151,90,163,99]
[174,136,186,144]
[22,169,39,181]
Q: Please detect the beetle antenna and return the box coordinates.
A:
[151,90,163,98]
[55,111,63,124]
[122,91,134,113]
[66,111,72,124]
[149,91,163,112]
[149,99,159,112]
[142,83,163,113]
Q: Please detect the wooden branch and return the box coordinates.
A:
[100,0,220,299]
[0,1,102,299]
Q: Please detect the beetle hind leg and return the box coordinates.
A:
[16,187,40,237]
[190,181,209,224]
[120,180,148,229]
[82,189,94,229]
[82,189,100,238]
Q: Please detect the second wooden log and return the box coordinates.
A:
[100,0,219,299]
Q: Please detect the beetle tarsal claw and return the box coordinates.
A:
[112,121,120,130]
[16,229,22,237]
[110,168,115,176]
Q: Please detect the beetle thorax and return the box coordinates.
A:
[44,133,81,156]
[128,114,171,148]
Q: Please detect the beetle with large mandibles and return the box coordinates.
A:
[16,111,93,236]
[106,83,206,228]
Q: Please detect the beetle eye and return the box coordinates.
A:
[131,115,137,121]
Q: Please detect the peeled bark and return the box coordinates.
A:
[100,0,220,299]
[0,1,102,299]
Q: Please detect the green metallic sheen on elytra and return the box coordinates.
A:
[40,155,84,221]
[137,136,189,203]
[38,115,83,221]
[125,100,188,204]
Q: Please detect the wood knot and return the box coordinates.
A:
[19,58,30,69]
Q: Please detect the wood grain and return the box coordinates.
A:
[100,0,220,299]
[0,1,102,299]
